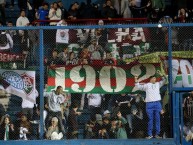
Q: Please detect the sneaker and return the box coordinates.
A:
[146,136,153,139]
[154,135,162,139]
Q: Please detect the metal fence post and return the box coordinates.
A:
[39,27,44,139]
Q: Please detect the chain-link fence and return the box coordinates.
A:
[0,22,193,141]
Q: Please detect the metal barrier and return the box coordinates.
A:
[0,22,192,145]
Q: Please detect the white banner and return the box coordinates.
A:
[0,69,36,103]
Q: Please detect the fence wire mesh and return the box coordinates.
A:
[1,22,193,141]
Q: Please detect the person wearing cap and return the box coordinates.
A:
[46,117,61,139]
[135,71,166,139]
[103,110,111,119]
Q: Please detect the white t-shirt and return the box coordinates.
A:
[135,77,166,102]
[87,94,102,107]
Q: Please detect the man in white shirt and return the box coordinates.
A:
[87,93,103,118]
[135,71,166,139]
[21,89,38,121]
[44,86,65,134]
[16,10,30,36]
[16,10,30,27]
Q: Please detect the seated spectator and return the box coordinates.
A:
[84,120,96,139]
[35,3,49,25]
[103,51,115,65]
[109,111,127,139]
[66,51,78,65]
[46,117,63,140]
[0,30,13,52]
[103,110,111,119]
[0,114,16,140]
[102,116,111,133]
[48,2,62,25]
[93,114,103,138]
[17,113,32,140]
[98,125,109,139]
[101,0,117,19]
[46,49,62,66]
[57,47,69,65]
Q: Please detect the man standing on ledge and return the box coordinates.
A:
[134,71,166,139]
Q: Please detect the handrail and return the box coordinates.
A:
[32,18,148,25]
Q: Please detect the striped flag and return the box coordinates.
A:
[47,63,161,94]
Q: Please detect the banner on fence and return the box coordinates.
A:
[0,52,24,62]
[0,69,36,103]
[47,63,162,93]
[47,57,193,93]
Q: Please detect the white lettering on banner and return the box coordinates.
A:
[130,64,156,92]
[173,59,193,87]
[99,66,126,92]
[0,53,22,62]
[82,65,96,92]
[113,66,126,92]
[70,65,95,92]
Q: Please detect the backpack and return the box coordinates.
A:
[0,33,8,47]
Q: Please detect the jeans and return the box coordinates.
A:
[146,101,162,136]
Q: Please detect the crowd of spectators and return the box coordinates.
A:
[0,0,193,26]
[0,0,193,142]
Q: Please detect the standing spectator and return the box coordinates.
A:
[56,19,69,51]
[112,0,131,18]
[6,21,17,38]
[112,93,133,134]
[0,114,16,140]
[18,0,27,11]
[48,2,62,25]
[44,86,65,135]
[87,93,103,118]
[0,0,6,25]
[28,23,39,65]
[183,91,193,124]
[68,2,79,20]
[21,89,39,121]
[57,0,69,19]
[35,3,49,25]
[67,101,82,139]
[101,0,117,19]
[150,0,165,22]
[16,10,30,29]
[135,71,166,139]
[0,30,13,52]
